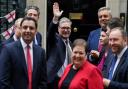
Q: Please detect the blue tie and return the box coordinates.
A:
[108,55,117,80]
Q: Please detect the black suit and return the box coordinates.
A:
[47,22,71,88]
[103,48,128,89]
[0,40,47,89]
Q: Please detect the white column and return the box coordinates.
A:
[106,0,120,17]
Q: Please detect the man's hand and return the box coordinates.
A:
[53,2,63,23]
[90,50,100,59]
[103,78,110,87]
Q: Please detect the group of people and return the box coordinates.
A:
[0,6,47,89]
[0,1,128,89]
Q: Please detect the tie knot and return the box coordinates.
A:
[65,40,69,45]
[27,45,30,49]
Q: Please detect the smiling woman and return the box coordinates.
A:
[58,38,104,89]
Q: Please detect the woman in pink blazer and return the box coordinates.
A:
[59,39,104,89]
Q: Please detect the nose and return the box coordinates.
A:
[76,53,80,57]
[26,27,30,32]
[99,36,102,40]
[109,39,115,46]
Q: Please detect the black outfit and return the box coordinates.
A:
[61,66,78,89]
[47,22,72,89]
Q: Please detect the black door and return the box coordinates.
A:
[47,0,106,42]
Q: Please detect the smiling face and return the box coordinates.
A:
[109,28,126,54]
[58,22,71,39]
[21,20,37,44]
[71,39,87,69]
[26,9,39,21]
[72,45,86,69]
[98,10,112,30]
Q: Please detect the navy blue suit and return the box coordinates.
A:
[0,37,15,54]
[35,32,42,46]
[103,48,128,89]
[87,28,101,52]
[47,22,72,84]
[0,40,47,89]
[2,37,15,45]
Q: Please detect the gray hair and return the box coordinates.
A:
[25,5,40,16]
[98,7,112,16]
[59,17,72,26]
[111,27,127,38]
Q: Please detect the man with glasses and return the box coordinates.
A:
[47,2,72,89]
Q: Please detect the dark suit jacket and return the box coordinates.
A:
[47,22,72,83]
[2,37,15,45]
[87,28,101,52]
[103,48,128,89]
[35,32,42,47]
[0,40,47,89]
[0,37,15,54]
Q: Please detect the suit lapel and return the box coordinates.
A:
[32,45,38,79]
[57,38,66,63]
[17,40,28,77]
[112,48,128,80]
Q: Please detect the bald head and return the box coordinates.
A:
[14,18,23,38]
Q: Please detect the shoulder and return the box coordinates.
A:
[36,32,42,36]
[36,32,42,39]
[1,41,20,56]
[4,40,19,49]
[2,38,14,45]
[90,28,101,34]
[83,60,101,74]
[33,44,45,53]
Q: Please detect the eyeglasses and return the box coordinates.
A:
[60,27,71,30]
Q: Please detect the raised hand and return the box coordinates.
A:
[53,2,63,18]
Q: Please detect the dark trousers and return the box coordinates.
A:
[47,76,60,89]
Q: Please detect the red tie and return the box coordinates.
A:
[27,45,32,89]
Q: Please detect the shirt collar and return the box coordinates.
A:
[117,46,128,59]
[20,37,33,49]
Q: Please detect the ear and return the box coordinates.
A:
[58,26,60,32]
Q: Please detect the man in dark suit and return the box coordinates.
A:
[87,7,112,64]
[0,18,23,54]
[47,2,72,89]
[2,18,23,45]
[0,17,47,89]
[103,27,128,89]
[25,5,42,46]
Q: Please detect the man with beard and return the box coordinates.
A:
[103,27,128,89]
